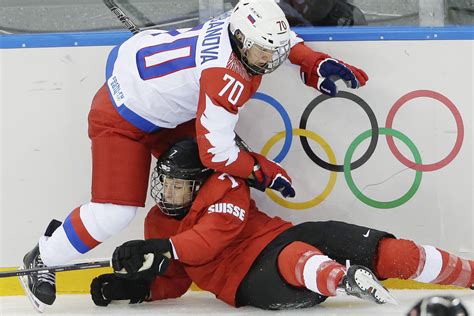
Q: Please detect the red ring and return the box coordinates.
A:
[385,90,464,172]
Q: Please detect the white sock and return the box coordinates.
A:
[40,202,137,266]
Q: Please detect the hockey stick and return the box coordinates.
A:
[104,0,140,35]
[102,0,253,152]
[0,260,111,278]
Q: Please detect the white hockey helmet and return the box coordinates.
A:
[229,0,291,75]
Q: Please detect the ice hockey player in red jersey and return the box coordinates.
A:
[90,139,474,310]
[20,0,369,310]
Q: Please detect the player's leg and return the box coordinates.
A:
[276,241,345,296]
[277,221,473,291]
[275,224,395,304]
[41,83,149,264]
[21,84,151,308]
[275,221,395,269]
[286,221,474,289]
[235,237,327,310]
[375,238,474,289]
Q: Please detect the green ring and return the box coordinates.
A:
[344,128,422,209]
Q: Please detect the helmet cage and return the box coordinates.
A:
[240,35,290,75]
[150,163,210,217]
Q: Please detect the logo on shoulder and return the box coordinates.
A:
[208,203,245,221]
[108,76,125,104]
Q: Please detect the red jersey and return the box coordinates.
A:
[144,173,293,306]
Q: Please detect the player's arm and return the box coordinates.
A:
[109,175,249,280]
[196,68,295,198]
[288,38,369,97]
[170,176,250,265]
[195,67,255,178]
[143,206,192,301]
[147,261,192,301]
[91,206,192,306]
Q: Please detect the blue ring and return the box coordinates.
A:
[251,92,292,162]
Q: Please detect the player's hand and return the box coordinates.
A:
[247,152,296,198]
[112,239,172,281]
[315,58,368,96]
[301,54,368,97]
[90,273,150,306]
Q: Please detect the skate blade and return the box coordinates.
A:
[19,265,46,313]
[356,270,399,305]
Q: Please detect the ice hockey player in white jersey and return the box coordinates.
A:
[20,0,368,311]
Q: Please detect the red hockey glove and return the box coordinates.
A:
[247,152,296,198]
[112,239,172,281]
[300,53,368,97]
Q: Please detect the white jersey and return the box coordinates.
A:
[106,14,237,131]
[105,13,302,178]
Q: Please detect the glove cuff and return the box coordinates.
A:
[300,52,330,88]
[147,239,173,259]
[246,153,267,192]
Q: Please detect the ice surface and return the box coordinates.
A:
[1,289,472,315]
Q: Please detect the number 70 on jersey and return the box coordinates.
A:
[218,74,244,106]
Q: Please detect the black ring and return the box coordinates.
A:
[299,91,379,172]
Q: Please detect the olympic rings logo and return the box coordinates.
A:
[250,90,464,210]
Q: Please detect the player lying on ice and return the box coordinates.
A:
[22,0,369,309]
[90,139,474,310]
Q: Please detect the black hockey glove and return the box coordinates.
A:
[90,273,150,306]
[112,239,172,281]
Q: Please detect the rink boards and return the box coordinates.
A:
[0,26,472,295]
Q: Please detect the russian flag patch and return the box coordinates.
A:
[247,14,256,24]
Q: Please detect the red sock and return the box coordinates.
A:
[432,249,473,287]
[277,241,345,296]
[376,238,473,288]
[375,238,421,279]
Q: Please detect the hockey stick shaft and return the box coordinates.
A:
[0,260,111,278]
[234,133,252,152]
[103,0,140,35]
[102,0,253,153]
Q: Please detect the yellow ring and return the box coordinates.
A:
[262,129,337,210]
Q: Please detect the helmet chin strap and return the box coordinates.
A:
[228,27,261,76]
[241,51,267,75]
[159,199,191,219]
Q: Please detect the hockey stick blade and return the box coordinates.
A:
[0,260,111,278]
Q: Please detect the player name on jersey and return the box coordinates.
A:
[200,14,228,65]
[207,203,246,221]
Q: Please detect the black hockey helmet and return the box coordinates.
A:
[407,295,469,316]
[150,138,213,218]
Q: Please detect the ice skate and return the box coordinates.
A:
[338,265,398,305]
[19,245,56,312]
[19,219,62,312]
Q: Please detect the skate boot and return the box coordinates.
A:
[338,265,398,305]
[19,219,62,312]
